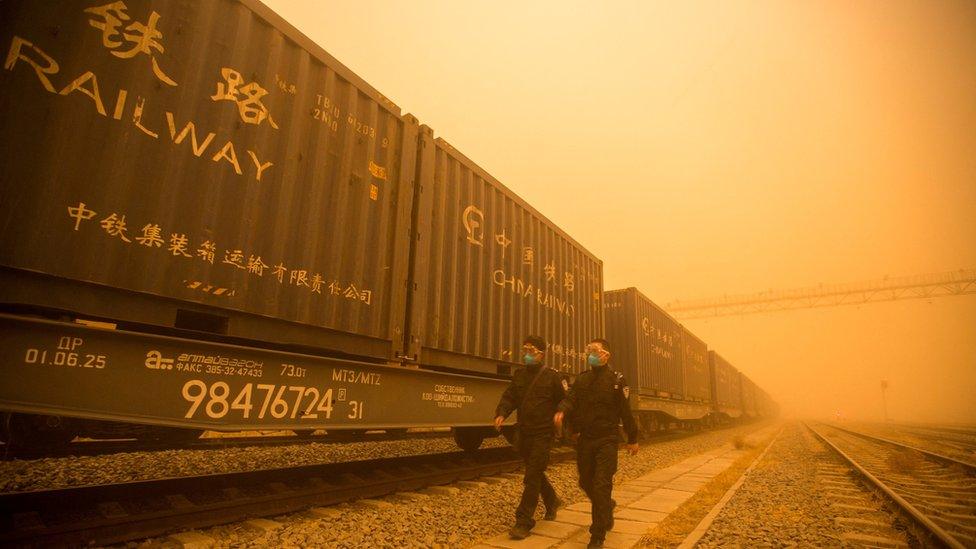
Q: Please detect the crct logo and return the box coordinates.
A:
[145,350,174,370]
[461,205,485,246]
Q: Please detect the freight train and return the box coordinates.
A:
[604,288,776,432]
[0,0,775,451]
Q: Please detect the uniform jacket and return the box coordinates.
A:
[558,364,638,444]
[495,364,567,436]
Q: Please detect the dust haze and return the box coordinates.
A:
[264,0,976,424]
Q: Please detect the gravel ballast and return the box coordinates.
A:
[0,436,507,492]
[695,422,911,548]
[127,421,775,549]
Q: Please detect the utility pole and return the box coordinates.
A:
[881,379,889,423]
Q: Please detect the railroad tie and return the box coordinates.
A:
[167,531,216,549]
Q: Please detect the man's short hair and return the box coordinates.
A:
[523,335,546,352]
[589,338,611,353]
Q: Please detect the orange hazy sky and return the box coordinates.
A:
[263,0,976,423]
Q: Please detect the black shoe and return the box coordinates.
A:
[509,525,531,540]
[587,536,605,548]
[544,497,563,520]
[607,499,616,532]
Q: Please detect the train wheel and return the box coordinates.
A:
[637,414,657,438]
[1,413,77,447]
[294,429,319,438]
[328,429,367,440]
[141,427,204,443]
[453,427,486,452]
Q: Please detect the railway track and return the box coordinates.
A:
[0,444,562,547]
[1,430,452,461]
[807,422,976,549]
[0,425,716,546]
[876,425,976,466]
[900,424,976,438]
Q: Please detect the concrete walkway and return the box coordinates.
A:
[471,445,749,549]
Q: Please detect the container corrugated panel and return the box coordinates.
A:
[750,379,762,415]
[603,289,639,389]
[409,131,604,376]
[0,0,418,358]
[741,375,758,416]
[680,327,710,402]
[731,369,742,411]
[757,389,771,417]
[765,391,778,417]
[708,351,742,413]
[604,288,683,397]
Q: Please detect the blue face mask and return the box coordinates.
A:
[523,353,538,365]
[587,353,602,367]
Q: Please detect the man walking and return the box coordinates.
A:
[555,338,639,548]
[494,335,567,539]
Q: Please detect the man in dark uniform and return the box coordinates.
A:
[555,338,639,548]
[494,335,568,539]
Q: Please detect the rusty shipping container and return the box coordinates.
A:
[409,132,604,376]
[604,288,683,398]
[708,351,743,418]
[0,0,419,361]
[681,326,710,403]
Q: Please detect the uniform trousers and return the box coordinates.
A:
[515,433,558,527]
[576,434,618,538]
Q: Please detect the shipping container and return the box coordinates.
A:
[680,326,710,403]
[604,288,682,397]
[708,351,743,418]
[741,374,759,418]
[409,131,604,376]
[756,388,775,418]
[765,390,779,417]
[603,288,711,421]
[0,0,419,362]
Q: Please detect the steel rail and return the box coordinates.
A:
[0,424,720,546]
[2,430,452,461]
[887,425,976,452]
[0,445,562,547]
[899,424,976,437]
[5,417,729,461]
[827,423,976,472]
[805,422,968,549]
